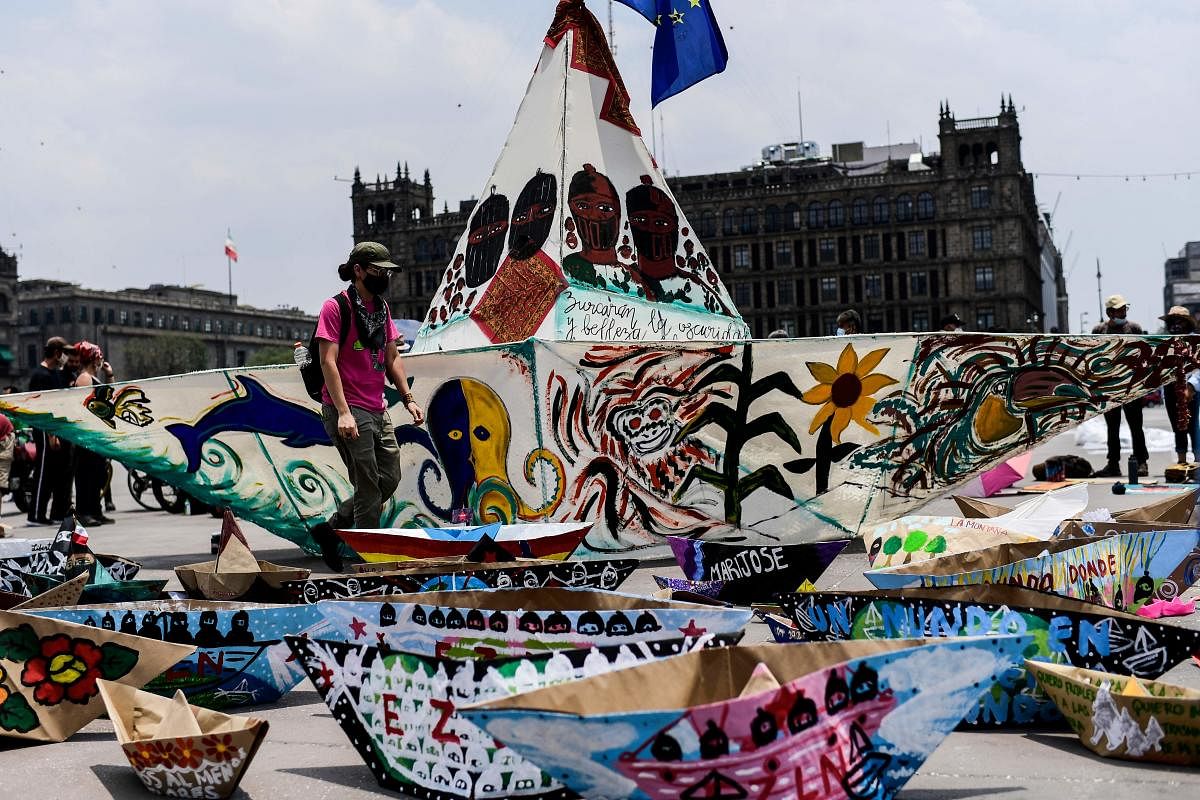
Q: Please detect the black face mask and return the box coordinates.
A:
[363,272,390,295]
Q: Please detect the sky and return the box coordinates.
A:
[1,0,1197,330]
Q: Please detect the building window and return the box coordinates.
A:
[911,309,930,331]
[722,209,737,235]
[819,238,837,264]
[764,205,781,233]
[181,317,190,330]
[29,309,39,325]
[895,194,914,222]
[916,192,935,220]
[79,304,87,321]
[977,305,996,330]
[975,264,995,291]
[827,200,844,227]
[215,320,223,334]
[777,279,794,305]
[106,309,115,324]
[734,283,752,308]
[132,311,141,327]
[118,310,127,325]
[851,198,869,225]
[775,241,793,267]
[907,231,926,257]
[970,185,991,209]
[45,307,55,324]
[806,202,825,229]
[819,276,838,302]
[863,234,880,260]
[910,271,928,296]
[255,325,263,337]
[972,226,993,251]
[235,322,243,334]
[785,203,800,231]
[158,314,167,329]
[732,244,750,270]
[872,196,889,223]
[741,207,757,234]
[865,274,882,299]
[781,319,797,336]
[62,306,71,323]
[700,210,717,238]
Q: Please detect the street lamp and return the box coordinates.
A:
[1079,311,1089,334]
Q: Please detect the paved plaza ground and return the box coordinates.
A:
[0,407,1197,798]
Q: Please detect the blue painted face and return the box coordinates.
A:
[426,380,475,511]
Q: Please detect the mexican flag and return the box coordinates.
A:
[224,233,238,262]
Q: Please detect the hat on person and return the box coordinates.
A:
[74,340,103,363]
[341,241,400,271]
[1104,294,1130,310]
[45,336,75,354]
[1159,306,1196,330]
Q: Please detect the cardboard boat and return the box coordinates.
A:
[651,575,726,601]
[865,529,1200,612]
[21,549,166,604]
[1025,661,1200,766]
[665,537,847,604]
[460,636,1031,800]
[336,522,591,563]
[282,557,638,603]
[311,587,752,660]
[0,572,87,610]
[0,609,193,742]
[98,680,269,798]
[24,600,323,709]
[773,585,1200,727]
[286,633,739,800]
[955,487,1199,524]
[0,534,141,595]
[1,3,1198,563]
[175,510,309,602]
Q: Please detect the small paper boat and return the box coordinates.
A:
[98,680,269,798]
[1025,661,1200,765]
[175,510,309,602]
[865,529,1200,612]
[752,607,808,642]
[956,487,1200,524]
[283,557,638,603]
[0,572,87,610]
[24,600,323,709]
[21,561,166,604]
[0,533,141,596]
[666,537,848,604]
[774,585,1200,727]
[460,636,1031,800]
[0,609,193,742]
[652,575,726,601]
[312,587,752,660]
[286,632,740,800]
[336,521,591,563]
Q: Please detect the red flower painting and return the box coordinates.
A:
[203,733,238,763]
[171,738,204,769]
[20,634,105,705]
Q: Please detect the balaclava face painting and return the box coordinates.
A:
[464,192,510,287]
[626,175,679,279]
[568,163,620,263]
[508,171,557,260]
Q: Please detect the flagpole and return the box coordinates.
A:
[226,228,233,306]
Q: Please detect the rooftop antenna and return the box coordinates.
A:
[796,79,804,144]
[1095,257,1103,317]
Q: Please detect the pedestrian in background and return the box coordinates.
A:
[940,313,964,332]
[836,309,861,336]
[1159,306,1200,464]
[1091,294,1149,477]
[27,337,74,525]
[70,341,113,526]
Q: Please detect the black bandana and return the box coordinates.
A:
[347,285,389,367]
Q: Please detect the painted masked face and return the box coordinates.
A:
[568,164,620,261]
[464,193,510,287]
[609,396,678,457]
[509,172,557,260]
[626,176,679,279]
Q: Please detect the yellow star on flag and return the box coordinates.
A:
[670,8,685,24]
[690,0,703,7]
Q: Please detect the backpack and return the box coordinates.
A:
[300,292,353,401]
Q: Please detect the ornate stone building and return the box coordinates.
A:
[353,99,1062,338]
[1164,241,1200,318]
[16,280,315,379]
[0,247,18,380]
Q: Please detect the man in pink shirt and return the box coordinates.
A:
[308,242,424,569]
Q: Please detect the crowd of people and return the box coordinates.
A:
[21,335,117,529]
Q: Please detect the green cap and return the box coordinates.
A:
[343,241,400,271]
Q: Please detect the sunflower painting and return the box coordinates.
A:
[802,344,898,443]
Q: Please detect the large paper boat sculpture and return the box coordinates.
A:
[282,557,638,603]
[2,1,1200,559]
[954,487,1200,524]
[312,587,752,659]
[773,585,1200,727]
[1024,660,1200,765]
[666,536,848,603]
[287,632,738,800]
[337,522,590,563]
[865,529,1200,612]
[175,509,309,602]
[97,680,269,799]
[460,636,1030,800]
[0,609,193,742]
[24,600,323,709]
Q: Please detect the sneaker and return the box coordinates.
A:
[26,516,54,526]
[77,515,105,527]
[309,522,344,572]
[1092,464,1122,478]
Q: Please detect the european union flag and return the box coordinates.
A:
[615,0,729,107]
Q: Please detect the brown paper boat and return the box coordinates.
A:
[956,488,1198,525]
[175,510,308,601]
[98,680,268,798]
[1025,661,1200,765]
[0,572,88,610]
[0,610,194,742]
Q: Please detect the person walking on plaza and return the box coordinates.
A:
[307,242,424,570]
[27,336,75,524]
[1091,294,1149,477]
[836,309,861,336]
[1159,306,1200,464]
[0,409,13,535]
[69,341,114,526]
